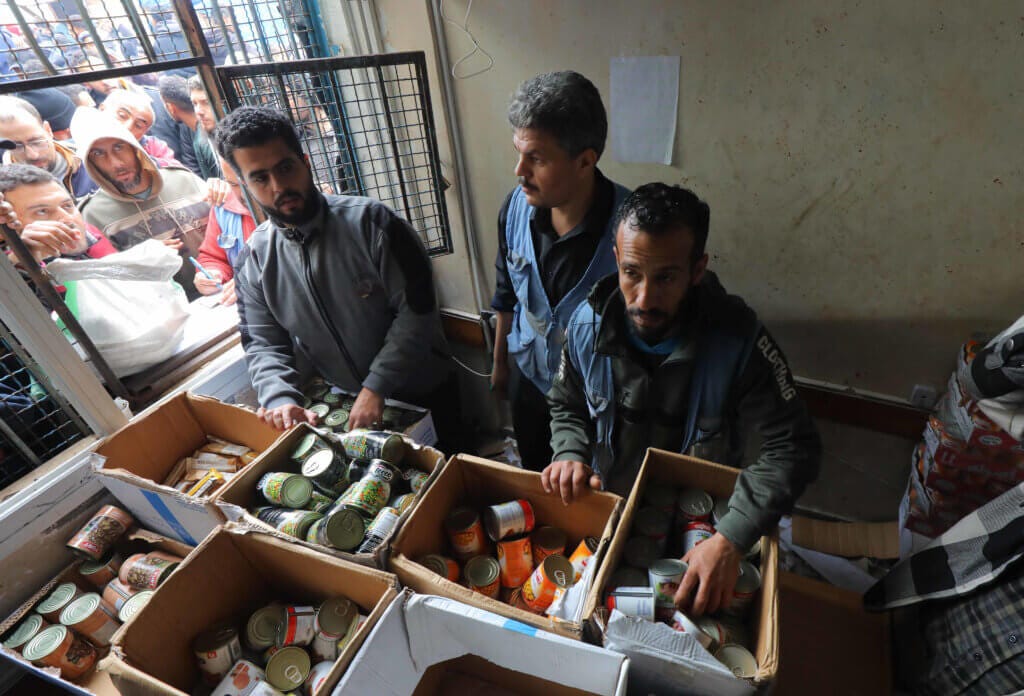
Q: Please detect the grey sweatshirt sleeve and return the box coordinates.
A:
[361,209,441,398]
[233,244,305,410]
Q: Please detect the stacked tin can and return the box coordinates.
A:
[301,378,423,435]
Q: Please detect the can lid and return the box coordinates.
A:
[3,614,45,649]
[118,591,154,623]
[301,450,339,479]
[464,556,499,587]
[323,509,365,551]
[541,555,576,589]
[37,583,78,614]
[291,433,320,461]
[246,604,284,649]
[280,475,313,508]
[735,561,761,593]
[60,593,103,626]
[266,645,312,690]
[677,487,712,515]
[310,403,330,418]
[649,558,687,577]
[79,554,117,576]
[531,526,567,551]
[378,434,406,465]
[324,409,348,428]
[22,625,68,661]
[316,597,356,636]
[323,390,341,404]
[418,555,449,578]
[715,643,758,678]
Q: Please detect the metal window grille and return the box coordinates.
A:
[0,316,90,490]
[217,52,455,256]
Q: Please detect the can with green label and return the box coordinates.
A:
[255,507,322,539]
[289,432,328,465]
[304,508,365,551]
[339,431,407,465]
[258,472,313,509]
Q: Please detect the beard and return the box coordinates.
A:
[111,168,144,193]
[261,185,320,226]
[627,308,673,343]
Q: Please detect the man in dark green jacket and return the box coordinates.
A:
[544,183,820,616]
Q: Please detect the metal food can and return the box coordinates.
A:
[249,681,287,696]
[483,499,535,542]
[36,583,83,622]
[311,597,357,662]
[711,497,730,527]
[59,593,121,647]
[357,506,400,554]
[304,491,335,514]
[568,536,600,583]
[623,536,659,571]
[211,659,266,696]
[521,554,573,612]
[276,605,317,647]
[506,586,539,614]
[530,526,567,567]
[306,508,365,551]
[695,616,729,649]
[3,614,49,653]
[445,507,489,560]
[22,625,97,680]
[258,472,313,509]
[322,390,341,405]
[102,578,138,612]
[643,486,677,516]
[390,493,417,514]
[677,488,713,523]
[418,554,460,583]
[339,431,407,465]
[303,661,334,696]
[117,590,153,623]
[403,469,430,495]
[290,432,327,465]
[66,505,134,561]
[605,586,656,621]
[464,556,501,599]
[496,535,533,588]
[255,508,323,540]
[715,643,758,678]
[648,558,687,609]
[324,409,348,429]
[120,552,179,590]
[246,604,284,650]
[79,553,123,589]
[265,645,311,692]
[682,521,715,556]
[671,610,714,649]
[309,403,331,420]
[301,450,349,496]
[725,561,761,617]
[634,506,672,553]
[194,622,243,685]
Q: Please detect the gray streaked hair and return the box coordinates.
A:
[507,71,607,158]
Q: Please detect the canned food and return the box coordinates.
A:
[670,610,714,649]
[66,505,134,561]
[305,509,365,551]
[506,586,538,614]
[117,590,153,623]
[648,558,687,608]
[682,521,715,556]
[643,486,677,516]
[22,625,97,680]
[309,403,331,419]
[246,604,284,650]
[623,536,659,571]
[445,507,489,560]
[37,583,83,623]
[694,616,726,648]
[390,493,417,514]
[464,556,501,599]
[322,390,341,405]
[530,526,567,567]
[324,409,348,429]
[255,508,323,540]
[711,497,730,527]
[336,460,397,517]
[194,622,243,685]
[305,491,335,514]
[102,578,139,612]
[290,432,327,464]
[259,472,313,509]
[60,593,121,647]
[403,469,430,494]
[3,614,49,652]
[725,561,761,617]
[634,507,672,553]
[265,645,311,691]
[339,431,407,465]
[605,586,656,621]
[521,554,573,612]
[496,535,533,588]
[606,566,648,591]
[120,552,180,590]
[358,506,400,554]
[301,450,349,496]
[484,499,536,542]
[276,605,317,647]
[568,536,600,583]
[304,661,334,696]
[79,553,123,589]
[211,659,266,696]
[715,643,758,678]
[311,597,357,661]
[677,488,713,523]
[418,554,460,582]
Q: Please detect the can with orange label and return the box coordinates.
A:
[484,499,536,541]
[496,535,533,588]
[521,554,574,612]
[464,556,500,599]
[530,526,567,567]
[418,554,461,582]
[445,507,488,560]
[568,536,599,583]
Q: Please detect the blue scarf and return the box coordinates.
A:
[214,206,246,267]
[625,318,683,356]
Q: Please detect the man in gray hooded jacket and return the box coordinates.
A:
[218,106,458,445]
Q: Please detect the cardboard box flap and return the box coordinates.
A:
[791,517,900,559]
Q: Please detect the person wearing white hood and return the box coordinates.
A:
[73,107,211,299]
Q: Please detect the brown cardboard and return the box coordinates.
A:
[216,423,446,567]
[101,525,398,696]
[775,571,891,695]
[791,516,900,559]
[411,654,596,696]
[388,454,623,639]
[590,448,780,688]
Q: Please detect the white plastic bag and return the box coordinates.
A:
[48,239,189,377]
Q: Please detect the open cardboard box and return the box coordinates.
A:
[92,392,286,545]
[388,454,623,640]
[590,449,779,695]
[0,526,192,696]
[336,591,629,695]
[216,424,445,568]
[100,524,398,696]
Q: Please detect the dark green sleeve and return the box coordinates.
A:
[715,327,822,550]
[547,345,596,465]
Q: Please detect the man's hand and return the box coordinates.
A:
[20,221,84,261]
[217,278,237,306]
[348,387,384,430]
[194,268,223,296]
[205,178,231,207]
[257,403,317,430]
[0,193,21,230]
[541,459,602,506]
[490,355,509,399]
[673,532,743,616]
[162,237,184,251]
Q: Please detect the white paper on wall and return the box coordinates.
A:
[610,56,680,165]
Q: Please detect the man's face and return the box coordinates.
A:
[88,137,149,195]
[231,138,316,225]
[512,127,590,209]
[5,181,86,232]
[614,221,708,343]
[0,113,56,169]
[191,89,216,133]
[105,101,154,142]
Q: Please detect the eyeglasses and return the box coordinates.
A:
[9,137,50,153]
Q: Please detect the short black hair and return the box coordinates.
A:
[213,106,303,172]
[507,71,607,158]
[158,75,193,113]
[0,164,62,194]
[614,183,711,265]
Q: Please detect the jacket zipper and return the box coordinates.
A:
[301,240,362,383]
